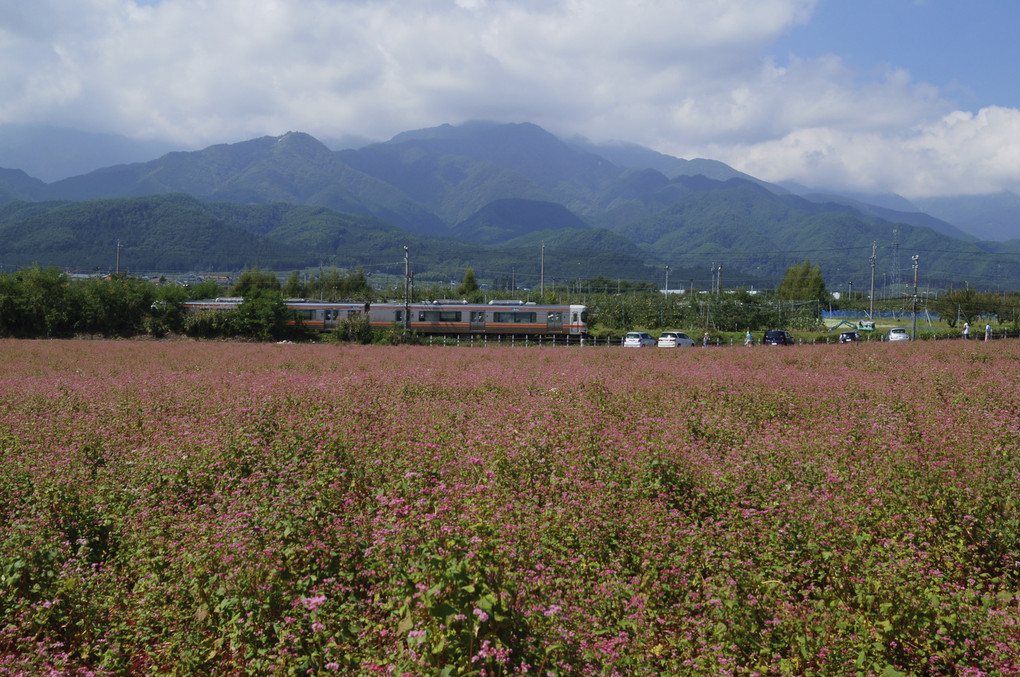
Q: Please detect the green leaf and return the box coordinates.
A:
[397,614,414,634]
[477,593,495,612]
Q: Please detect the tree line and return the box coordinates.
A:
[0,267,206,339]
[2,263,1017,342]
[0,265,383,342]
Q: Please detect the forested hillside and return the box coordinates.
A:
[0,194,665,286]
[1,122,1019,290]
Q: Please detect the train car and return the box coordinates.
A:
[369,300,587,337]
[184,298,588,337]
[184,298,368,331]
[284,301,368,331]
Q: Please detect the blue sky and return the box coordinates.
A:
[2,0,1020,201]
[772,0,1019,111]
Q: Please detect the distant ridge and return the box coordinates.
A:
[1,121,1018,288]
[0,124,179,183]
[451,198,591,245]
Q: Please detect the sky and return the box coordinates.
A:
[2,0,1020,199]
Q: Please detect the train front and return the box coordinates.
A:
[568,304,588,335]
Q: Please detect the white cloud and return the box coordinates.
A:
[1,0,1019,198]
[722,103,1020,199]
[1,0,816,140]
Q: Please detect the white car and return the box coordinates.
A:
[658,331,695,348]
[623,331,656,348]
[887,327,910,342]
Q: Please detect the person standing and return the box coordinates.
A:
[963,322,969,340]
[703,332,710,347]
[985,323,991,341]
[745,329,753,346]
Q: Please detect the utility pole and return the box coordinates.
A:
[115,239,121,275]
[403,246,410,334]
[665,265,670,295]
[869,242,876,319]
[911,254,919,340]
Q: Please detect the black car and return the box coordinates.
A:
[839,331,860,343]
[763,330,794,345]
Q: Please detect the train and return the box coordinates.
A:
[184,298,589,337]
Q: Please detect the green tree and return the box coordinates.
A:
[343,267,371,300]
[777,259,828,304]
[307,267,372,302]
[312,267,343,301]
[186,278,226,300]
[929,287,1002,328]
[232,288,287,341]
[228,267,281,297]
[283,270,304,298]
[0,266,74,337]
[705,291,775,332]
[72,274,155,337]
[456,267,480,298]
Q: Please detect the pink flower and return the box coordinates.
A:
[300,595,327,611]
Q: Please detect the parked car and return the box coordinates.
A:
[763,330,794,345]
[657,331,695,348]
[887,327,910,342]
[839,330,860,343]
[623,331,656,348]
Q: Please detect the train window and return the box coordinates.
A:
[292,309,316,322]
[547,312,562,325]
[493,312,537,324]
[395,310,403,322]
[418,311,462,322]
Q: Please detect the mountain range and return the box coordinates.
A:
[1,121,1018,291]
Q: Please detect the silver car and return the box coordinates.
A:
[623,331,656,348]
[658,331,695,348]
[887,327,910,342]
